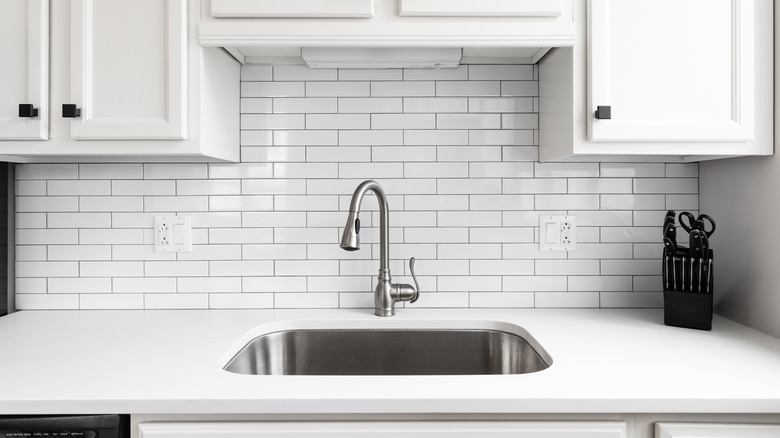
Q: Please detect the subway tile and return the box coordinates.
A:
[275,293,338,309]
[209,195,273,212]
[469,130,533,145]
[17,213,46,229]
[80,294,143,310]
[188,212,242,228]
[274,163,338,179]
[633,243,663,259]
[240,131,273,146]
[111,245,176,261]
[437,146,501,162]
[535,260,600,276]
[569,211,633,227]
[307,276,373,293]
[502,146,539,162]
[404,195,468,211]
[502,114,539,129]
[634,178,698,194]
[17,246,47,261]
[438,276,501,292]
[111,212,157,229]
[80,164,143,180]
[568,276,632,292]
[470,292,534,308]
[388,211,437,227]
[17,229,78,245]
[112,180,176,196]
[503,276,567,291]
[273,65,337,81]
[374,243,436,260]
[503,243,567,259]
[503,179,566,194]
[241,147,306,163]
[437,179,501,195]
[404,228,468,243]
[339,69,402,81]
[404,162,468,178]
[469,97,534,113]
[210,293,274,309]
[177,277,242,293]
[80,262,143,277]
[242,114,305,130]
[601,260,660,276]
[567,243,633,260]
[209,228,273,245]
[17,197,79,213]
[176,245,242,261]
[436,81,500,97]
[145,294,209,310]
[339,98,402,113]
[568,178,632,194]
[470,227,534,243]
[113,277,177,294]
[17,180,46,196]
[243,244,307,260]
[437,243,501,259]
[404,130,467,145]
[177,180,241,196]
[274,228,337,244]
[242,212,307,228]
[241,65,272,81]
[306,114,370,130]
[372,146,435,162]
[210,260,273,276]
[209,163,272,180]
[634,276,663,292]
[535,163,599,178]
[601,195,666,211]
[470,260,534,275]
[45,213,110,229]
[372,114,435,130]
[404,66,468,80]
[666,195,698,210]
[242,179,306,195]
[601,227,659,243]
[49,278,111,294]
[272,97,338,114]
[243,276,306,293]
[81,197,144,212]
[144,196,208,212]
[240,97,273,113]
[500,81,539,96]
[437,114,500,130]
[305,178,376,196]
[242,81,305,98]
[48,245,111,261]
[276,260,339,276]
[666,163,699,177]
[372,81,434,96]
[600,163,665,178]
[633,210,667,227]
[144,164,208,180]
[470,65,534,80]
[536,195,599,210]
[274,130,341,146]
[535,292,600,308]
[470,195,534,211]
[339,130,403,146]
[306,81,369,97]
[438,211,501,227]
[339,162,403,179]
[403,97,467,113]
[16,164,77,180]
[16,294,79,310]
[16,278,47,294]
[406,291,469,309]
[274,195,339,211]
[470,163,533,178]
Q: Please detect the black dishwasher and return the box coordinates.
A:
[0,415,128,438]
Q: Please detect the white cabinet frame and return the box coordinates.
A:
[657,422,780,438]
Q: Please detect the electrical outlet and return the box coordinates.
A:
[539,215,577,252]
[154,216,192,253]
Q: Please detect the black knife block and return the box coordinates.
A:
[663,289,713,331]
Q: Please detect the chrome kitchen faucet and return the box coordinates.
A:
[340,180,419,316]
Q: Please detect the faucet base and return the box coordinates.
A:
[375,308,395,317]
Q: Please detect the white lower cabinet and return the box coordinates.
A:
[138,421,627,438]
[656,422,780,438]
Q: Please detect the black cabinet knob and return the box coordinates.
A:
[18,104,39,118]
[595,105,611,120]
[62,104,81,118]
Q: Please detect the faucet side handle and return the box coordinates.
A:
[409,257,420,303]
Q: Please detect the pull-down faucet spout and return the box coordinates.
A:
[340,180,419,316]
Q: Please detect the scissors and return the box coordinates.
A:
[679,212,716,237]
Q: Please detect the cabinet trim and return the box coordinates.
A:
[210,0,374,18]
[657,422,780,437]
[399,0,563,17]
[69,0,188,140]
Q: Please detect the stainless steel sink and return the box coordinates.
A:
[223,327,552,375]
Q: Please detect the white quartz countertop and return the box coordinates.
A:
[1,308,779,415]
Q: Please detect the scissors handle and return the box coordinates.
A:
[696,213,716,237]
[678,212,697,233]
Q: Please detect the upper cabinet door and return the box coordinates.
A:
[0,0,48,140]
[69,0,187,140]
[588,0,754,142]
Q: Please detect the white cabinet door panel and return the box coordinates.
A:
[588,0,754,142]
[210,0,374,18]
[139,421,626,438]
[657,422,780,438]
[399,0,563,17]
[0,0,48,140]
[69,0,187,140]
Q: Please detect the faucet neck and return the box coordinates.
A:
[348,180,390,271]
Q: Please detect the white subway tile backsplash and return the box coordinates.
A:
[15,64,694,310]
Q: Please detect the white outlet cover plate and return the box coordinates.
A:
[539,215,577,252]
[154,216,192,253]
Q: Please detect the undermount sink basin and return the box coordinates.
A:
[222,322,552,376]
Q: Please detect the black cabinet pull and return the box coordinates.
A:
[62,104,81,118]
[595,105,611,120]
[18,104,39,118]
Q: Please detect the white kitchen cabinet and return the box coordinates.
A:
[539,0,773,161]
[210,0,375,18]
[0,0,239,162]
[138,421,627,438]
[399,0,563,17]
[656,422,780,438]
[0,0,48,141]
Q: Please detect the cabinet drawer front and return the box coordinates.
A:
[400,0,563,17]
[211,0,374,18]
[0,0,48,140]
[139,421,626,438]
[657,422,780,438]
[69,0,187,140]
[588,0,755,142]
